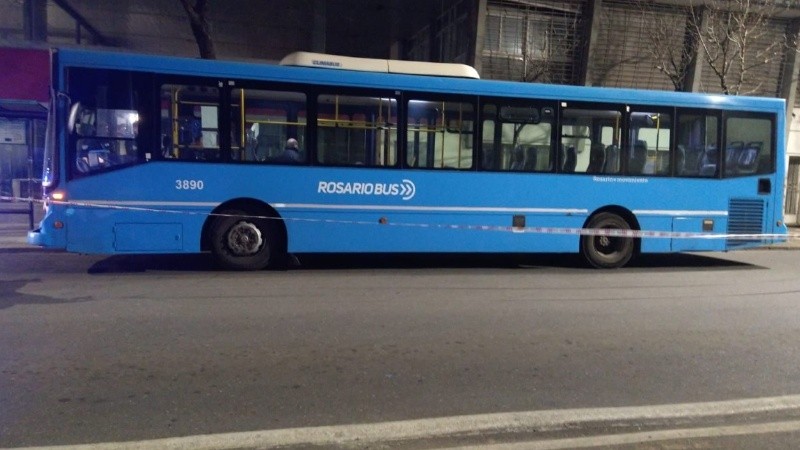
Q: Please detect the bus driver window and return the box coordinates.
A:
[71,105,139,175]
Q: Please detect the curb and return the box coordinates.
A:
[7,395,800,450]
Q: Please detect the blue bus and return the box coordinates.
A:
[29,48,788,269]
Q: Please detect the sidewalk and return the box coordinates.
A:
[0,200,42,250]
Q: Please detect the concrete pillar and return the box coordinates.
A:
[23,0,47,42]
[472,0,488,75]
[580,0,602,86]
[779,21,800,226]
[779,21,800,121]
[312,0,326,53]
[682,7,705,93]
[388,41,397,59]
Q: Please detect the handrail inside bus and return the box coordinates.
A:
[279,51,480,79]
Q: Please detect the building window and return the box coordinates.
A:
[482,3,582,83]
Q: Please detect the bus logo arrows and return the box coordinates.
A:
[317,179,417,201]
[399,179,415,200]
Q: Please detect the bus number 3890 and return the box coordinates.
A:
[175,179,204,190]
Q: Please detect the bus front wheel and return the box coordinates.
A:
[211,209,279,270]
[580,212,635,269]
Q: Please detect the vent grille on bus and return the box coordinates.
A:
[727,198,765,247]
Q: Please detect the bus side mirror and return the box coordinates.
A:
[67,102,81,134]
[67,102,97,136]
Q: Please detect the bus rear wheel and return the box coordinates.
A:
[211,209,279,270]
[580,212,635,269]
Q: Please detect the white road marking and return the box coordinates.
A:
[453,420,800,449]
[8,394,800,450]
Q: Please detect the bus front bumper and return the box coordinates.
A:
[27,223,67,249]
[27,228,43,246]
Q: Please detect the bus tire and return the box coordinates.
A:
[580,212,635,269]
[211,209,278,270]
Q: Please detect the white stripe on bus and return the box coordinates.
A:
[273,203,588,214]
[73,201,728,218]
[633,209,728,216]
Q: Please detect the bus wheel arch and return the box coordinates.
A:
[580,207,640,269]
[202,199,287,270]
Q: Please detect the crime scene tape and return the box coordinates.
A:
[3,195,799,242]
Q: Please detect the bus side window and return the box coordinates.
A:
[628,111,672,176]
[73,107,139,175]
[559,105,621,175]
[480,102,553,172]
[724,116,773,177]
[66,68,144,178]
[317,93,396,167]
[407,97,473,170]
[231,88,307,163]
[676,112,718,178]
[160,84,221,161]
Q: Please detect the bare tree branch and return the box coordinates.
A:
[179,0,216,59]
[688,0,788,95]
[636,2,696,91]
[635,0,791,95]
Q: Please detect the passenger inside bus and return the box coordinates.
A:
[481,148,494,170]
[524,147,538,171]
[629,140,647,174]
[586,143,606,173]
[603,144,619,173]
[510,146,525,171]
[272,138,302,163]
[562,146,577,172]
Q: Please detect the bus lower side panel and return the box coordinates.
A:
[284,211,582,253]
[285,212,726,254]
[61,206,207,254]
[43,206,731,256]
[639,216,727,253]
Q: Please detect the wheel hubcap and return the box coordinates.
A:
[226,221,263,256]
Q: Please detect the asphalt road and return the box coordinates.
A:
[2,249,800,448]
